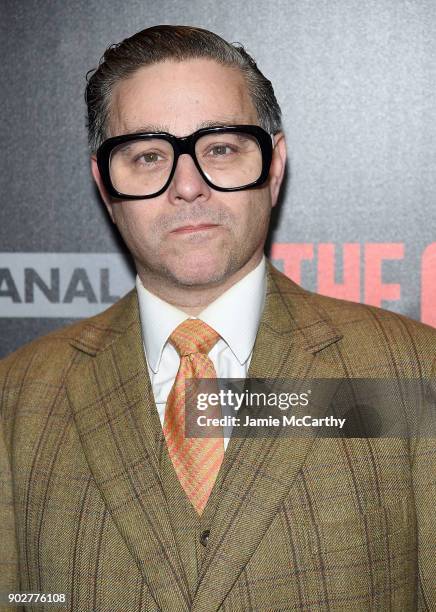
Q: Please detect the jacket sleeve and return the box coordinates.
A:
[0,410,21,612]
[413,363,436,610]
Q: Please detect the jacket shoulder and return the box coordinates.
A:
[268,264,436,375]
[0,289,138,387]
[312,287,436,340]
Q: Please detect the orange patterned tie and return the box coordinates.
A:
[163,319,224,514]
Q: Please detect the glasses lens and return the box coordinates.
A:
[195,131,263,189]
[109,138,174,196]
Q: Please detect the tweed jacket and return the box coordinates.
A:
[1,262,435,611]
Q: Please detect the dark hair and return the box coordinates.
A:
[85,25,282,152]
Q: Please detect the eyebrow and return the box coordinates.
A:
[122,119,249,135]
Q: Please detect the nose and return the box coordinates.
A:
[167,153,211,204]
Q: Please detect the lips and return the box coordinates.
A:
[170,223,219,234]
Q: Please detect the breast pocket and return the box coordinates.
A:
[309,497,417,611]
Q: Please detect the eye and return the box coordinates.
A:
[136,151,164,164]
[206,144,235,157]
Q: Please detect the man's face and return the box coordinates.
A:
[92,58,286,290]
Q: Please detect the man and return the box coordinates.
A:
[0,25,435,611]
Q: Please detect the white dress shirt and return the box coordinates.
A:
[136,257,266,450]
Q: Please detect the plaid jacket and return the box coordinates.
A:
[1,262,435,611]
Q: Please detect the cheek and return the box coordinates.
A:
[112,204,157,249]
[235,192,272,235]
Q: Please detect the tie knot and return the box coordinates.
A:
[170,319,220,357]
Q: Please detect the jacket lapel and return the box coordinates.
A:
[67,291,191,612]
[192,263,344,612]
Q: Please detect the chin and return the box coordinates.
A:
[165,254,231,287]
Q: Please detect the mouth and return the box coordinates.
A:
[170,223,220,234]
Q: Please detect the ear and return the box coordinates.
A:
[268,132,287,208]
[91,156,116,223]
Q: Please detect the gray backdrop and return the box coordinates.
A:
[1,0,436,358]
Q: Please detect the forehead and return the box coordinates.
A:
[109,58,258,137]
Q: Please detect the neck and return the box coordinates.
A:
[137,256,263,315]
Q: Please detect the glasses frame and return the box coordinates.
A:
[96,124,274,200]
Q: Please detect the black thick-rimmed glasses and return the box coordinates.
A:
[96,125,274,200]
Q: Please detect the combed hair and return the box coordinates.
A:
[85,25,282,152]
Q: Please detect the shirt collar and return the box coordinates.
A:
[136,256,266,373]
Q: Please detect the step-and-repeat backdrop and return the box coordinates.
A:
[1,0,436,358]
